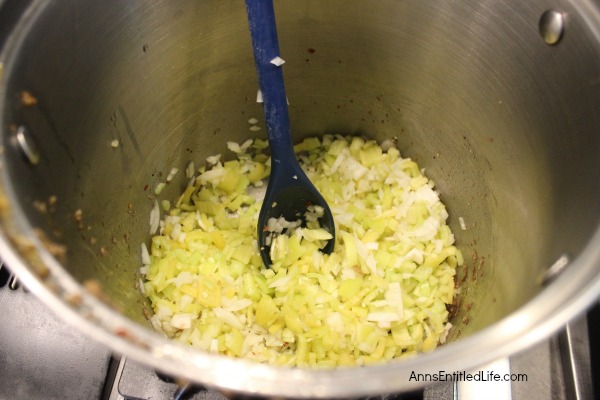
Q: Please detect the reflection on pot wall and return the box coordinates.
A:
[1,0,600,397]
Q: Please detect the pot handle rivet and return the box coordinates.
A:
[14,125,40,165]
[539,10,565,45]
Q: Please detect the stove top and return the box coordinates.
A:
[0,263,111,400]
[1,262,597,400]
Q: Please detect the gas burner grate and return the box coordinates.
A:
[0,260,20,290]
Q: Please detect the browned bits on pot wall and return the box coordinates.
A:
[74,208,84,230]
[0,190,11,217]
[32,200,47,213]
[66,292,83,307]
[19,90,38,107]
[115,327,130,338]
[10,234,50,279]
[83,279,109,303]
[33,228,67,262]
[32,196,58,214]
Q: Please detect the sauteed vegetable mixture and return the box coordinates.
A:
[141,135,462,367]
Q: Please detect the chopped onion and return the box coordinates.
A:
[149,200,160,234]
[166,167,179,182]
[142,135,462,368]
[185,161,195,179]
[171,313,193,330]
[270,56,286,66]
[141,243,150,265]
[440,322,452,344]
[213,307,244,330]
[150,315,163,331]
[366,312,402,322]
[240,139,253,152]
[380,138,396,152]
[222,297,253,312]
[268,275,292,288]
[167,271,194,287]
[206,154,221,165]
[227,142,242,154]
[138,278,146,294]
[154,182,166,195]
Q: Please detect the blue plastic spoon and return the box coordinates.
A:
[245,0,335,267]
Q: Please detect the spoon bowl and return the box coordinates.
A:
[245,0,335,266]
[257,154,335,267]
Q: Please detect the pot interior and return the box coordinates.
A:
[2,0,600,384]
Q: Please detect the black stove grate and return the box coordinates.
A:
[0,260,20,290]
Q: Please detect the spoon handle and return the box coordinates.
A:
[245,0,295,161]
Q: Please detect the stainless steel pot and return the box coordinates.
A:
[1,0,600,397]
